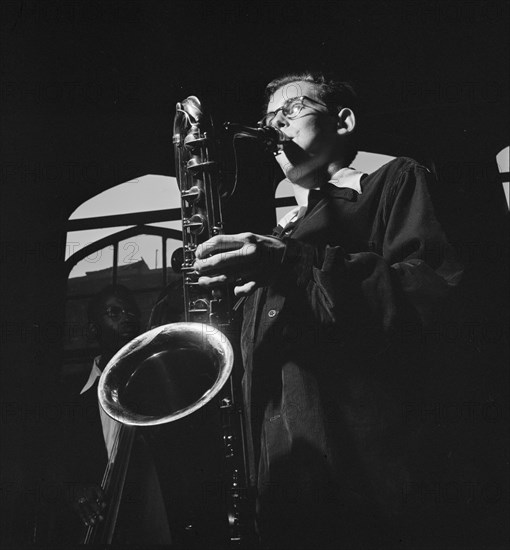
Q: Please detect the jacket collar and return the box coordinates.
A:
[320,185,358,201]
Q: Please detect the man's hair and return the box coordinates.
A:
[87,284,140,323]
[264,71,359,165]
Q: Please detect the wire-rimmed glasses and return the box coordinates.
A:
[259,95,329,127]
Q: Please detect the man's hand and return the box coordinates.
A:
[75,484,106,527]
[194,233,286,296]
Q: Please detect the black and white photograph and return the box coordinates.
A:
[1,1,509,549]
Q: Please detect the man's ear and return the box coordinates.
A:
[336,107,356,136]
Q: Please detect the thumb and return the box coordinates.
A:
[234,281,258,296]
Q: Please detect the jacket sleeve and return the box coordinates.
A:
[274,162,463,337]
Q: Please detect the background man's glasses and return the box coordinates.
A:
[259,95,329,127]
[103,306,137,319]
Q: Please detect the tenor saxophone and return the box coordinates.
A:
[97,96,256,546]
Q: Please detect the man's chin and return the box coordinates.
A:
[284,164,322,189]
[278,151,323,188]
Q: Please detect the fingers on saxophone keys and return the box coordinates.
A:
[196,274,228,288]
[196,234,249,260]
[195,235,227,259]
[197,269,255,288]
[194,255,223,274]
[195,246,256,274]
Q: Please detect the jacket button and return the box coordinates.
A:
[267,309,277,318]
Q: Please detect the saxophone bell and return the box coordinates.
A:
[98,322,233,427]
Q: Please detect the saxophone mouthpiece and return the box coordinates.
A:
[223,122,288,151]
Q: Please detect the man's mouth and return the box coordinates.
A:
[281,140,307,165]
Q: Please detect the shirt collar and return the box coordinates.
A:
[276,167,365,227]
[277,205,303,229]
[327,166,365,194]
[80,355,102,395]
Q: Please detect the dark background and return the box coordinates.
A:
[1,0,509,548]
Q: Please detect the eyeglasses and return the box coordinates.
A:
[259,96,330,127]
[103,306,137,320]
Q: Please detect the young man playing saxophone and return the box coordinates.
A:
[194,72,462,549]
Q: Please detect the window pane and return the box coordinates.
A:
[66,227,131,264]
[69,175,180,219]
[68,244,115,280]
[117,234,164,280]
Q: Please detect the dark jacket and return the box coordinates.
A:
[241,157,463,548]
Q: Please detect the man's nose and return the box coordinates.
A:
[271,110,288,128]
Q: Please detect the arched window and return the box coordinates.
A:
[63,174,183,379]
